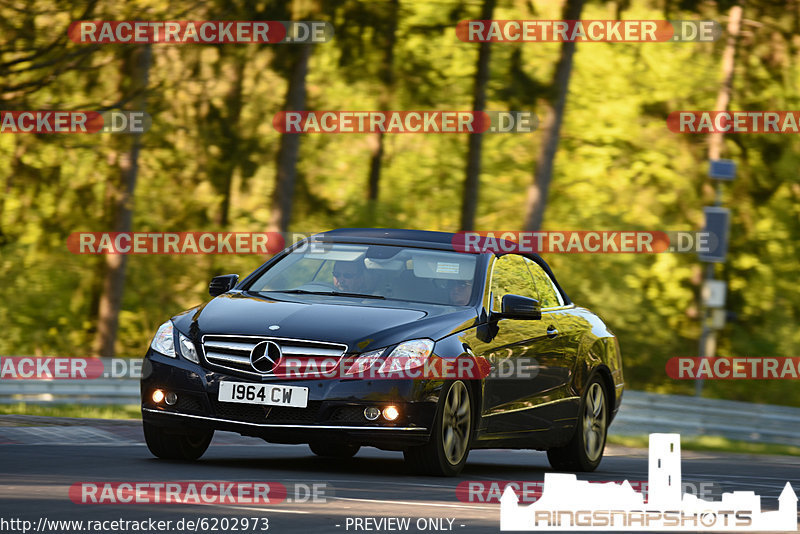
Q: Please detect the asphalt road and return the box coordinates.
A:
[0,416,797,533]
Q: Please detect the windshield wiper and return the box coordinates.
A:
[269,289,385,300]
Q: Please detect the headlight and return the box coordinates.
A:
[378,339,435,373]
[178,332,199,363]
[344,349,385,375]
[150,321,176,357]
[151,321,198,363]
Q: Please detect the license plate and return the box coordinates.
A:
[218,382,308,408]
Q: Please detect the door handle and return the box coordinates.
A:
[546,325,559,338]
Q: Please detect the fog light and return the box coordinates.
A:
[152,389,165,403]
[364,407,380,421]
[383,406,399,421]
[165,392,178,406]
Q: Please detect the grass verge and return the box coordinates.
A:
[0,403,141,420]
[608,433,800,457]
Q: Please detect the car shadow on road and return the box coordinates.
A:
[145,446,562,479]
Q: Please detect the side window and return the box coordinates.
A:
[490,255,538,311]
[524,258,563,308]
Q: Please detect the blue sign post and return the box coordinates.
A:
[698,207,730,263]
[696,160,735,397]
[709,159,736,180]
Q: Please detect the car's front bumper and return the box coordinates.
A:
[140,350,439,449]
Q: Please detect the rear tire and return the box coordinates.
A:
[309,442,360,458]
[404,380,472,476]
[547,376,608,472]
[143,421,213,461]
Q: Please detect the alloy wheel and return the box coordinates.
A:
[441,381,471,465]
[583,382,607,462]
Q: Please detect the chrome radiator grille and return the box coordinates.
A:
[201,335,347,377]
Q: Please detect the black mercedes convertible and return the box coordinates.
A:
[141,228,624,476]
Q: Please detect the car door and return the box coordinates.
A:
[522,256,577,403]
[469,254,566,436]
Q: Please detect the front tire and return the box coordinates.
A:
[143,421,213,461]
[547,376,608,472]
[404,380,472,476]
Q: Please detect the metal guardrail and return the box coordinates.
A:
[0,378,140,406]
[613,390,800,447]
[1,378,799,447]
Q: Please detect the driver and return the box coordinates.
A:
[333,260,372,293]
[448,279,473,305]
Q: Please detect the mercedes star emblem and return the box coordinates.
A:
[249,340,282,373]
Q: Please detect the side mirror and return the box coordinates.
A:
[209,274,239,297]
[499,294,542,320]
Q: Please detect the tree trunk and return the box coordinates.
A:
[709,4,742,161]
[523,0,585,232]
[367,133,385,202]
[217,59,245,227]
[460,0,496,231]
[367,0,399,203]
[93,45,151,358]
[269,42,312,232]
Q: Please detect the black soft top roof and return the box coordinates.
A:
[316,228,460,248]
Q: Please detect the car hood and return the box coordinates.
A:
[173,290,478,353]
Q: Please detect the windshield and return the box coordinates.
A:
[247,243,479,306]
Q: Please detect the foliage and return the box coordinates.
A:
[0,0,798,406]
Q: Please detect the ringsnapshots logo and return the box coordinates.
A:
[500,433,797,531]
